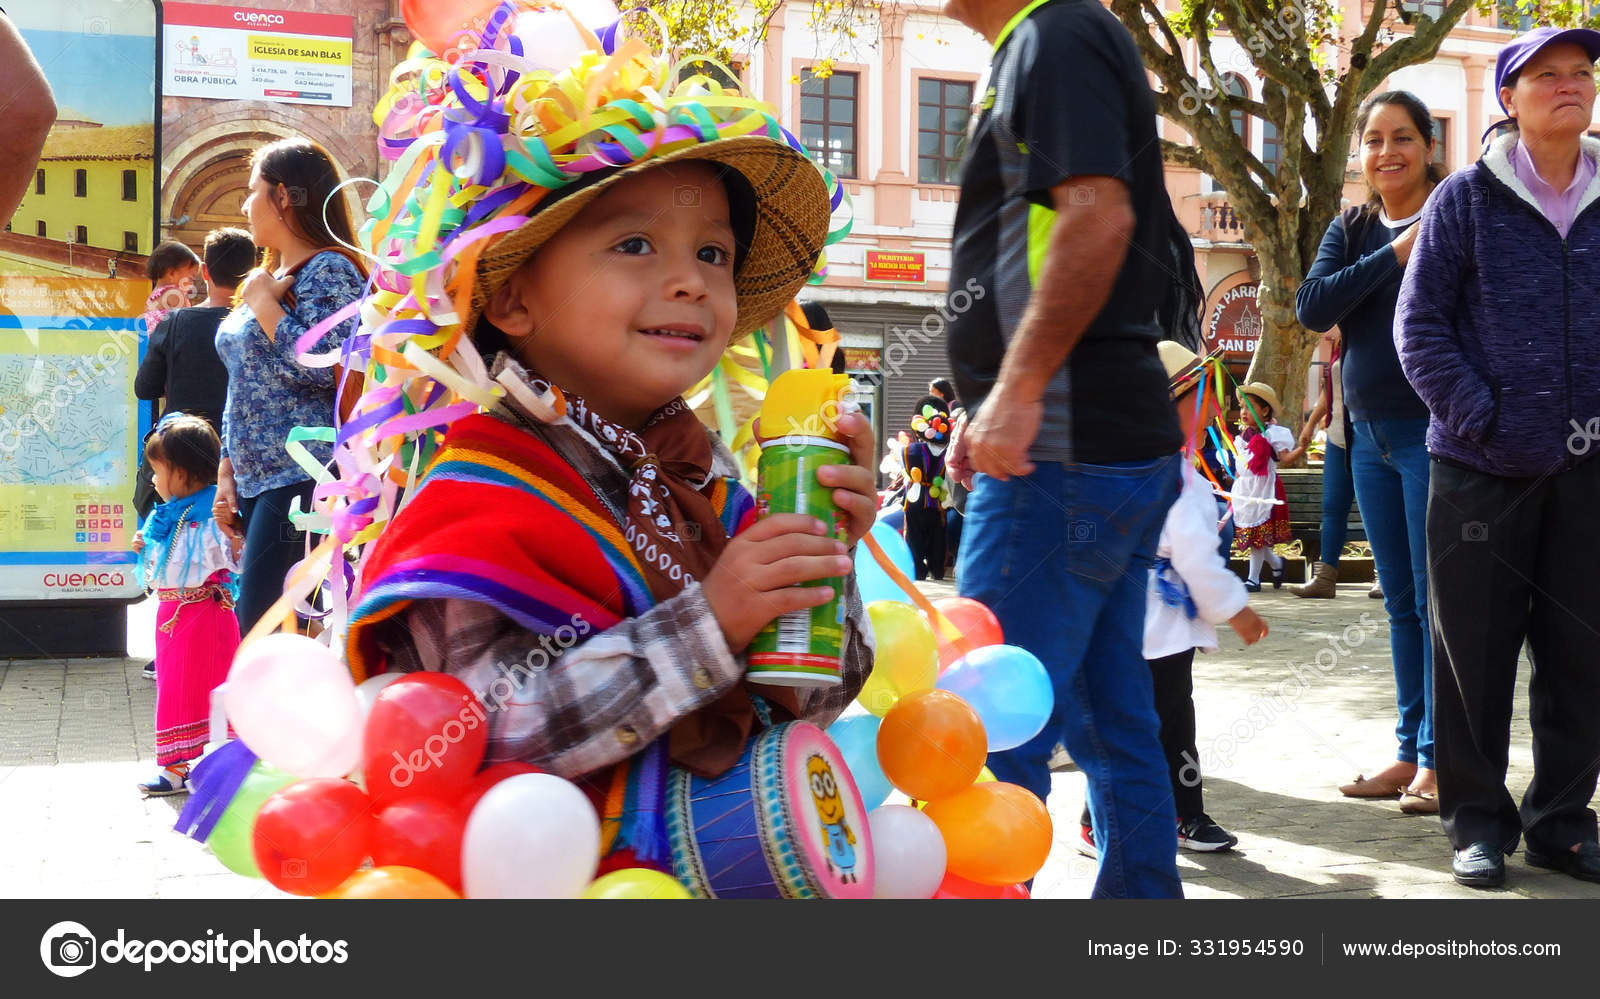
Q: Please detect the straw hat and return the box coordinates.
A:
[1237,381,1282,418]
[1158,340,1225,398]
[468,135,831,339]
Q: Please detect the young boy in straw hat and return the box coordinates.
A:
[1076,343,1268,859]
[342,4,876,873]
[1232,381,1302,591]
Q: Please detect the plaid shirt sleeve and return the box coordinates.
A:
[371,573,873,779]
[372,582,745,779]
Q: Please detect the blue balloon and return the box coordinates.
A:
[825,714,893,809]
[855,520,915,606]
[936,644,1054,752]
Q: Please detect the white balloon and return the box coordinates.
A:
[869,805,947,899]
[511,7,591,72]
[354,672,407,725]
[463,773,600,898]
[224,633,363,779]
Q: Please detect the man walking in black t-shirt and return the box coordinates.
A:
[944,0,1185,898]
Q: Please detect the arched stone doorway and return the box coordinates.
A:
[161,116,366,255]
[169,152,251,251]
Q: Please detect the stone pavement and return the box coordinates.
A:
[915,576,1600,901]
[0,583,1594,899]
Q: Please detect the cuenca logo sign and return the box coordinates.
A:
[233,10,287,26]
[43,572,126,589]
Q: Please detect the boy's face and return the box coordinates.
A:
[486,161,739,428]
[167,261,199,288]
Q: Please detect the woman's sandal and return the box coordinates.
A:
[1398,789,1440,815]
[1339,774,1408,798]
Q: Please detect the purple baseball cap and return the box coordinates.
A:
[1496,26,1600,110]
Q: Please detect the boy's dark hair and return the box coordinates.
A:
[912,394,948,418]
[929,377,957,403]
[203,227,256,289]
[146,240,200,284]
[144,414,220,486]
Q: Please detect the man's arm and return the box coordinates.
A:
[0,15,58,225]
[962,175,1135,480]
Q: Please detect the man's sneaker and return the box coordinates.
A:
[141,660,156,680]
[1074,823,1099,860]
[1177,814,1239,853]
[138,766,188,797]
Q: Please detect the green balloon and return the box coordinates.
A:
[206,762,297,878]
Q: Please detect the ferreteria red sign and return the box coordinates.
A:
[864,250,926,284]
[1204,276,1263,357]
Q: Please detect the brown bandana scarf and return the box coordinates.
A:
[557,389,803,776]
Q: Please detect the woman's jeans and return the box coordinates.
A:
[958,455,1182,899]
[1349,419,1433,769]
[1319,442,1355,566]
[235,479,316,635]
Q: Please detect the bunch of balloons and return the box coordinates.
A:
[197,633,647,899]
[848,688,1053,898]
[911,404,951,444]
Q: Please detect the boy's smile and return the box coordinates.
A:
[485,161,741,429]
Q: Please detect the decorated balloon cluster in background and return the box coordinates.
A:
[831,521,1059,899]
[911,405,951,445]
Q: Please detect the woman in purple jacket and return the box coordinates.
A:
[1396,27,1600,890]
[1296,91,1443,815]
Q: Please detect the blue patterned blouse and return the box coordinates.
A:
[214,251,364,499]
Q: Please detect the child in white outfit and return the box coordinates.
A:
[1078,344,1268,857]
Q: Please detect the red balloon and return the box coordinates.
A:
[363,673,489,805]
[933,871,1030,899]
[252,779,374,896]
[401,0,499,53]
[932,597,1005,671]
[456,762,544,820]
[372,797,466,893]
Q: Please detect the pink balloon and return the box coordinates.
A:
[225,634,362,779]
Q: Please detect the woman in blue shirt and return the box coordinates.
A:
[213,138,365,633]
[1295,92,1442,815]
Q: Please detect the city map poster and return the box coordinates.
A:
[1,1,157,602]
[0,279,144,600]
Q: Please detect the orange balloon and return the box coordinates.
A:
[876,689,987,801]
[323,866,461,900]
[932,597,1004,670]
[923,782,1052,886]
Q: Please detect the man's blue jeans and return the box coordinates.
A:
[957,455,1183,898]
[1350,419,1433,769]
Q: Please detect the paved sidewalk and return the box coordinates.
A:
[0,585,1594,899]
[917,577,1599,900]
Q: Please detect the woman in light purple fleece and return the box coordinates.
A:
[1395,27,1600,891]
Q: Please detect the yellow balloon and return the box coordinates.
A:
[581,868,694,899]
[858,601,940,716]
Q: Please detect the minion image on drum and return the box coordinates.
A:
[807,754,859,883]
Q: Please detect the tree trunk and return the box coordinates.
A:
[1245,270,1318,463]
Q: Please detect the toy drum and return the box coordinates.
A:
[666,721,874,899]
